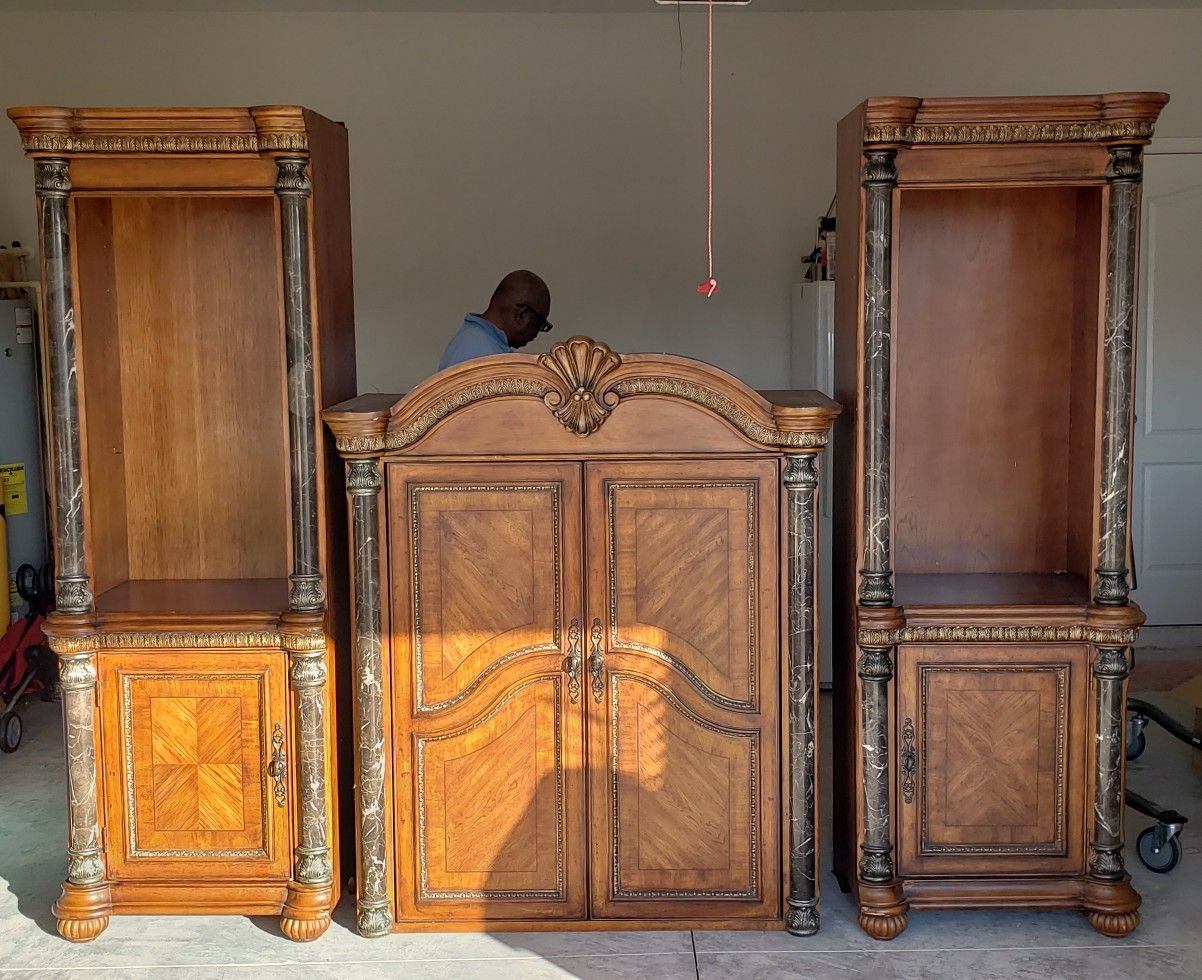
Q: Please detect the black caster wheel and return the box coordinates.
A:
[1137,826,1182,874]
[0,711,22,754]
[1126,729,1147,761]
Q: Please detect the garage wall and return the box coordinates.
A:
[0,8,1199,393]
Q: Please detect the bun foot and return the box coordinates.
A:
[280,910,331,942]
[52,880,112,943]
[1087,909,1140,938]
[56,914,109,943]
[858,908,908,940]
[856,880,909,941]
[281,880,335,943]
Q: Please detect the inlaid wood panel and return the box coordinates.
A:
[393,464,570,712]
[390,461,586,922]
[414,678,573,903]
[897,644,1087,876]
[601,462,774,710]
[99,652,290,881]
[585,459,780,919]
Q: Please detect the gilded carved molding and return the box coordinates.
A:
[858,625,1139,647]
[332,338,829,453]
[19,133,308,153]
[46,630,295,654]
[864,121,1155,146]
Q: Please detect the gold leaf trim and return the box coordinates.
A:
[20,133,308,153]
[858,625,1139,646]
[612,377,827,448]
[47,631,288,653]
[864,121,1154,146]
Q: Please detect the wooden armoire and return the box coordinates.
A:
[7,106,356,942]
[323,338,839,936]
[831,93,1168,939]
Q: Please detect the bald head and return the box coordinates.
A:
[482,270,552,350]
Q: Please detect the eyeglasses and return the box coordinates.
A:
[520,305,554,333]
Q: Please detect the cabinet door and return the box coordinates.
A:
[585,459,781,920]
[99,650,291,881]
[389,461,586,921]
[897,644,1087,876]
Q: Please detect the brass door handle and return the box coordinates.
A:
[268,723,287,807]
[589,618,605,703]
[563,618,582,703]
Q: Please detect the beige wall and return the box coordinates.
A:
[1,9,1198,393]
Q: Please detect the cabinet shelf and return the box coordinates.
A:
[894,572,1088,610]
[95,578,290,616]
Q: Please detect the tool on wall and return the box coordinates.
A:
[657,0,751,297]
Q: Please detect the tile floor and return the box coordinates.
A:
[1,691,1199,979]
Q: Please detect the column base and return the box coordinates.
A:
[1083,874,1141,938]
[785,897,820,936]
[280,880,334,942]
[53,880,112,943]
[357,900,393,938]
[856,880,909,941]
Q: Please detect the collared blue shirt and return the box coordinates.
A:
[438,314,512,371]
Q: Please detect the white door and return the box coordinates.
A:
[1133,140,1202,625]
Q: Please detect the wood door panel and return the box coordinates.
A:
[608,674,759,897]
[898,644,1087,876]
[602,462,776,711]
[99,651,290,881]
[415,677,570,903]
[390,461,586,922]
[585,459,780,920]
[394,467,566,713]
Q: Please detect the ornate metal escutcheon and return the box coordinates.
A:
[563,618,582,704]
[589,618,605,703]
[269,723,287,806]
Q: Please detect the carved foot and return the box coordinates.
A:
[1083,874,1141,938]
[52,881,112,944]
[856,881,909,941]
[280,881,334,943]
[357,901,393,938]
[785,898,819,937]
[858,908,908,941]
[1087,909,1140,938]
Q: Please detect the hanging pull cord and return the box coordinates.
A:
[696,0,719,297]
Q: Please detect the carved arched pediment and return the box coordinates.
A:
[323,336,840,454]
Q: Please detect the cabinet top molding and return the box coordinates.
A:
[6,105,337,154]
[859,92,1169,146]
[324,336,840,454]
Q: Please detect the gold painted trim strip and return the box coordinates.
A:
[47,630,297,654]
[859,625,1139,646]
[20,133,308,153]
[864,121,1155,146]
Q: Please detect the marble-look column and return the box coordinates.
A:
[276,157,324,614]
[37,159,107,910]
[858,645,894,884]
[784,454,820,936]
[857,148,899,893]
[348,459,391,938]
[859,149,897,610]
[1095,144,1142,606]
[37,159,92,615]
[1090,646,1130,879]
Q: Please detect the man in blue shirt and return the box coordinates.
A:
[438,270,553,371]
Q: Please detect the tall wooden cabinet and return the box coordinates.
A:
[831,94,1168,939]
[324,337,839,935]
[7,106,357,942]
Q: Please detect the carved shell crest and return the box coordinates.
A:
[538,338,622,436]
